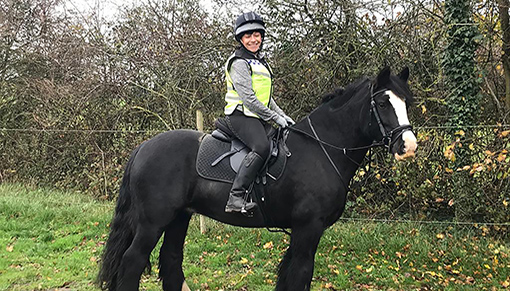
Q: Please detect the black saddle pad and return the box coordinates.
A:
[196,134,287,184]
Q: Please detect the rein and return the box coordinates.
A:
[287,117,371,192]
[287,123,382,157]
[306,117,349,191]
[286,86,393,155]
[286,84,413,188]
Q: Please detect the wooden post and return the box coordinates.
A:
[182,281,191,291]
[196,110,207,234]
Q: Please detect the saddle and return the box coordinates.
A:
[196,117,290,184]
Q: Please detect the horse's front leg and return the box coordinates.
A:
[276,220,324,291]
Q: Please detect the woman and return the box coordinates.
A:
[224,11,295,214]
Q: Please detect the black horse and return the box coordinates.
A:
[98,67,418,291]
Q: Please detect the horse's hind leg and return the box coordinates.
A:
[159,211,192,291]
[116,223,162,291]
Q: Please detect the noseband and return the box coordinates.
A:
[369,85,413,152]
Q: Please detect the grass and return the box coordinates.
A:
[0,184,112,291]
[1,183,509,290]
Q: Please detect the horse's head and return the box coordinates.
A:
[368,67,417,161]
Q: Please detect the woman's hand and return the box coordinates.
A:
[274,115,289,128]
[283,114,295,125]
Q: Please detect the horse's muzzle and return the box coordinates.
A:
[394,130,418,161]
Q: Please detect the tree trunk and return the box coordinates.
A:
[498,0,510,111]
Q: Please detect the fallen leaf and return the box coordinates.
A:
[500,130,510,137]
[501,280,510,288]
[6,245,13,252]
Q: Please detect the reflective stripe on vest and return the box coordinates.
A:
[224,55,272,118]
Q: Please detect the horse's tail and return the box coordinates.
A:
[97,144,142,291]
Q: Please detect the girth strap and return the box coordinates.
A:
[252,182,291,236]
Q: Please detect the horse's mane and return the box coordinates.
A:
[321,73,415,107]
[321,77,370,107]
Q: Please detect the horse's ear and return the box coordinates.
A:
[398,67,410,82]
[374,66,391,87]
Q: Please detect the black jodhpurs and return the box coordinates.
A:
[226,110,270,160]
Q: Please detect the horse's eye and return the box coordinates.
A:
[378,101,387,109]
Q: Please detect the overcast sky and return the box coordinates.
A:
[63,0,256,21]
[61,0,399,30]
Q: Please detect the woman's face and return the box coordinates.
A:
[241,31,262,53]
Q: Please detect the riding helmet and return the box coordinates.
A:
[234,11,266,41]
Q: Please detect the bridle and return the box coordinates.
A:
[288,84,414,154]
[369,85,413,153]
[286,84,414,190]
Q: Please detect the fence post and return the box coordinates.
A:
[196,110,207,234]
[182,281,191,291]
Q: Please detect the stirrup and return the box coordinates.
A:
[241,205,255,217]
[225,201,257,213]
[240,191,257,216]
[225,191,257,215]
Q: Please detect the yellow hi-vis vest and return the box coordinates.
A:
[224,53,273,118]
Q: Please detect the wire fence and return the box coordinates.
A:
[1,123,510,133]
[1,124,509,229]
[0,128,164,133]
[337,217,510,227]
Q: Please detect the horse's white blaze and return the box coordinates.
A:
[387,90,418,157]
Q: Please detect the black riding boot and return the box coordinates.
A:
[225,151,264,213]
